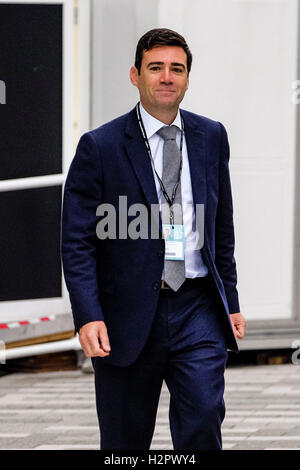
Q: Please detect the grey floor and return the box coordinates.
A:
[0,362,300,450]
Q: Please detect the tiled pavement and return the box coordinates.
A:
[0,362,300,450]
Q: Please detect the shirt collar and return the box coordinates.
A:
[139,102,182,139]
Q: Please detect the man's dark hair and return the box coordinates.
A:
[134,28,192,75]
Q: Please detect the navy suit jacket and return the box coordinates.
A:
[61,106,240,366]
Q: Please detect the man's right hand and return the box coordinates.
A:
[79,321,111,358]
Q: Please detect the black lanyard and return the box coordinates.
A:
[136,102,184,225]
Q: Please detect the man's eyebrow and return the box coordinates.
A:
[146,61,186,69]
[171,62,186,69]
[146,61,163,68]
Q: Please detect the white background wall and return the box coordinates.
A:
[91,0,299,322]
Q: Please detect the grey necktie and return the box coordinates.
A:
[157,125,186,291]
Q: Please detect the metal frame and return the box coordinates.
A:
[4,335,81,361]
[77,0,91,139]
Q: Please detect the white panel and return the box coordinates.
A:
[91,0,164,128]
[91,0,140,127]
[158,0,184,32]
[157,0,298,321]
[233,171,292,319]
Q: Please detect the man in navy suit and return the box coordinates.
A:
[61,28,246,450]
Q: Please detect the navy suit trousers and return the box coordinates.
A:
[92,275,228,450]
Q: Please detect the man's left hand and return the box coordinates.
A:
[230,313,246,339]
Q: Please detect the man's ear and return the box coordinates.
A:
[130,66,139,87]
[186,76,189,91]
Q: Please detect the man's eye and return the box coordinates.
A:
[173,68,184,73]
[150,66,161,71]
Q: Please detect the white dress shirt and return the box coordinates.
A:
[139,102,208,278]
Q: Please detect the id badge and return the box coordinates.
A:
[163,224,185,260]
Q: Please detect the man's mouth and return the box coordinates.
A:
[156,89,176,94]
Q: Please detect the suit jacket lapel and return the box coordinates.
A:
[181,110,207,210]
[181,111,208,258]
[124,108,159,209]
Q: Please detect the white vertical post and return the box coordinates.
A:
[78,0,91,138]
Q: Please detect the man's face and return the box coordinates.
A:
[130,46,189,114]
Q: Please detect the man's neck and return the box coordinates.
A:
[140,101,179,125]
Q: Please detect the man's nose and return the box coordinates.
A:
[160,67,173,83]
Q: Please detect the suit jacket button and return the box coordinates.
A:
[153,281,160,291]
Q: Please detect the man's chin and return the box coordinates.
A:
[155,98,180,109]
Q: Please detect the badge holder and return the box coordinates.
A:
[163,223,185,261]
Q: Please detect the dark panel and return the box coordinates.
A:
[0,4,63,180]
[0,186,62,301]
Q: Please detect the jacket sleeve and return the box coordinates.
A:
[61,131,104,332]
[215,122,240,314]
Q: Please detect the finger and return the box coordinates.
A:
[80,332,109,357]
[98,327,111,353]
[94,347,110,358]
[88,334,109,357]
[235,324,246,339]
[79,335,91,357]
[88,342,110,357]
